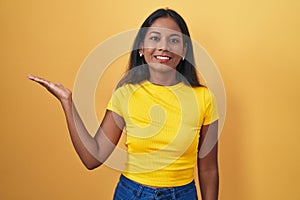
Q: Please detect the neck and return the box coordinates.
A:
[148,69,179,86]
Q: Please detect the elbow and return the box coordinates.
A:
[86,165,98,170]
[81,156,102,170]
[79,152,103,170]
[84,162,102,170]
[79,148,110,170]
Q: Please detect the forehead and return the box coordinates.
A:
[147,16,182,35]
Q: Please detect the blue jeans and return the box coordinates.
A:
[113,174,198,200]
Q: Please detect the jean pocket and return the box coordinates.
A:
[113,181,138,200]
[175,185,197,200]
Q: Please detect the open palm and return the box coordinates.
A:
[27,74,71,102]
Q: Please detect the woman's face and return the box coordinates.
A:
[140,16,186,72]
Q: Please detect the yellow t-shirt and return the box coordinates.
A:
[107,80,218,187]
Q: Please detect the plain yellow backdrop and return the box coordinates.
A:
[1,0,299,199]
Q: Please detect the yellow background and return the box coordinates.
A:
[1,0,299,199]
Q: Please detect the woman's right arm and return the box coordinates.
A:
[28,75,124,170]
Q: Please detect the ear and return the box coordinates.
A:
[182,42,187,60]
[138,42,144,55]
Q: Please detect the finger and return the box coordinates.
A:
[27,74,35,80]
[27,74,47,83]
[27,74,52,87]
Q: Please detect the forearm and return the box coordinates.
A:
[27,75,104,169]
[198,168,219,200]
[61,98,101,170]
[27,75,122,169]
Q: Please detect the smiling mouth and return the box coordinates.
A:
[154,56,171,62]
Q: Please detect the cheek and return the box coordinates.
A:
[170,57,182,67]
[170,47,184,63]
[143,40,156,49]
[142,52,155,65]
[171,45,184,57]
[143,48,155,58]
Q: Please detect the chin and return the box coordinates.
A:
[148,63,177,73]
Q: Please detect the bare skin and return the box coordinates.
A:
[140,16,186,86]
[27,74,124,170]
[198,121,219,200]
[28,16,219,200]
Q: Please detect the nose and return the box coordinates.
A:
[157,38,169,51]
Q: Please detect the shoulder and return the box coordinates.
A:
[191,86,216,104]
[191,85,210,96]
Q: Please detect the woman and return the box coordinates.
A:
[28,8,219,200]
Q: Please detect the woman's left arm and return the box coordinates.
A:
[197,120,219,200]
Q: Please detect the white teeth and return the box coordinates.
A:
[156,56,170,60]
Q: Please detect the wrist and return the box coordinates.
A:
[60,95,73,109]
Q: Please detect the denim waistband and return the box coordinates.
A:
[119,174,195,194]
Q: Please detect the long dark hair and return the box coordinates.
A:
[118,8,203,87]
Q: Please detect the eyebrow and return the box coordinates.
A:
[149,31,161,35]
[149,31,182,37]
[170,33,181,37]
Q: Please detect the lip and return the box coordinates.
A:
[154,55,172,63]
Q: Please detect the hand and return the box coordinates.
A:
[27,74,72,103]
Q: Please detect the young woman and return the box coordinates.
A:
[28,8,219,200]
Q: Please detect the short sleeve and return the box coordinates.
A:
[203,89,219,125]
[107,88,123,117]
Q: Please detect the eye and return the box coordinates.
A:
[149,36,160,41]
[169,38,180,43]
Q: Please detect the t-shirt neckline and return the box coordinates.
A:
[143,80,185,91]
